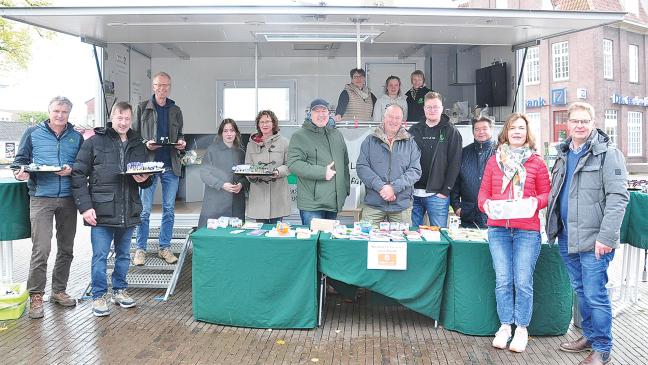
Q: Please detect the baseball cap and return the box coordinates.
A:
[310,98,329,111]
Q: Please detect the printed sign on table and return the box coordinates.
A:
[367,242,407,270]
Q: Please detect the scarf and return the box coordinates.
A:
[496,143,533,200]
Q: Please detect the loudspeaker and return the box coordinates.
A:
[475,62,507,107]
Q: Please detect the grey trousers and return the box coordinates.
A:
[27,196,77,294]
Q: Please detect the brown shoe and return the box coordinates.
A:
[29,293,44,319]
[560,337,592,353]
[51,291,77,307]
[579,351,611,365]
[158,248,178,264]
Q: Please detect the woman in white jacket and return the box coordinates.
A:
[373,75,408,123]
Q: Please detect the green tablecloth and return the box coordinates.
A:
[0,178,30,241]
[191,226,319,329]
[440,235,572,336]
[620,191,648,249]
[319,233,449,320]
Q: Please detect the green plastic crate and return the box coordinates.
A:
[0,282,28,320]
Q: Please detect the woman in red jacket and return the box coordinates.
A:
[477,113,550,353]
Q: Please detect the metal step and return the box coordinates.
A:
[131,226,195,240]
[107,256,177,271]
[125,272,174,288]
[129,238,186,253]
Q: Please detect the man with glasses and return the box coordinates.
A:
[451,116,496,228]
[408,91,462,227]
[334,68,377,123]
[546,102,628,365]
[132,71,186,266]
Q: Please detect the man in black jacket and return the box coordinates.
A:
[451,117,496,228]
[408,91,462,227]
[72,102,153,317]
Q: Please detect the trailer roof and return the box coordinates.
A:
[1,5,625,57]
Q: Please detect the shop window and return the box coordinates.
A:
[552,41,569,81]
[604,109,617,147]
[526,112,542,146]
[603,39,613,80]
[627,111,642,156]
[553,110,568,142]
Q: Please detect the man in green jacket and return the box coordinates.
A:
[288,98,350,226]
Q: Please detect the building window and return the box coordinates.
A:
[526,112,542,145]
[496,0,508,9]
[627,111,642,156]
[603,39,613,80]
[553,110,569,142]
[552,41,569,81]
[217,80,295,126]
[604,109,617,147]
[629,45,639,83]
[526,47,540,85]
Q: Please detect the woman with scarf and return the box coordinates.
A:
[245,110,291,224]
[477,113,550,353]
[334,68,377,123]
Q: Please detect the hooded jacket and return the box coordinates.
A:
[287,119,350,212]
[408,114,463,196]
[477,152,550,231]
[11,120,83,198]
[356,126,421,212]
[545,129,629,253]
[71,127,153,228]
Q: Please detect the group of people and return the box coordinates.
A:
[12,72,186,318]
[12,66,628,365]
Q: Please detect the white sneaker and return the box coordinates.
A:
[492,324,511,349]
[509,326,528,353]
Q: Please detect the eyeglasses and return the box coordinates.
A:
[352,75,365,79]
[568,119,592,125]
[424,106,443,111]
[259,120,273,125]
[153,83,171,88]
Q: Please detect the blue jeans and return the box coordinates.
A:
[558,229,614,353]
[90,226,134,299]
[137,169,179,250]
[411,195,450,227]
[487,227,542,327]
[299,210,337,226]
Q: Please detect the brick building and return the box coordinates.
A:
[463,0,648,172]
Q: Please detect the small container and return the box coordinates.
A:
[448,216,460,231]
[379,222,390,231]
[360,221,372,234]
[390,222,400,231]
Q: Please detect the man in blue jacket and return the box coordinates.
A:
[451,116,496,228]
[11,96,83,319]
[356,104,421,226]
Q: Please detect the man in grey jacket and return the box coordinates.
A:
[357,104,421,226]
[546,102,628,365]
[132,71,186,265]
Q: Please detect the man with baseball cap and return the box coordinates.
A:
[288,98,350,226]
